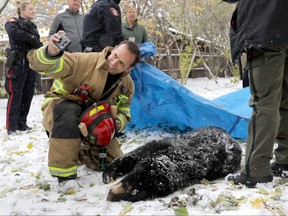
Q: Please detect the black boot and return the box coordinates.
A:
[228,172,273,188]
[7,129,17,135]
[271,162,288,177]
[56,174,77,184]
[18,123,32,131]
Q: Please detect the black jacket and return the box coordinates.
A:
[80,0,124,52]
[226,0,288,61]
[5,17,42,58]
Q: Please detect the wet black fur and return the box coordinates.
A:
[103,126,242,202]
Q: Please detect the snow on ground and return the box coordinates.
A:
[0,77,287,215]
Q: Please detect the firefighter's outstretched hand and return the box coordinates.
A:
[47,31,65,56]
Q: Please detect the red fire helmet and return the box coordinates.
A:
[80,101,115,147]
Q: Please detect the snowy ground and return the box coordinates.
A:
[0,77,287,215]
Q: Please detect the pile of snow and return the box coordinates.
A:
[0,77,287,215]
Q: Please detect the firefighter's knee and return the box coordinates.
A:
[51,100,82,138]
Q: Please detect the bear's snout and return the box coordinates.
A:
[107,182,131,202]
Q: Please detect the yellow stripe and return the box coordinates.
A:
[36,46,58,65]
[52,79,68,94]
[118,107,130,117]
[49,165,77,177]
[42,97,54,107]
[36,46,64,75]
[45,59,64,75]
[117,114,126,131]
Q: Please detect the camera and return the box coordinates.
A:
[54,33,71,51]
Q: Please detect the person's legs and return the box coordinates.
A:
[34,72,42,94]
[5,67,27,134]
[46,100,83,181]
[18,67,36,130]
[229,48,286,187]
[244,48,285,177]
[273,49,288,175]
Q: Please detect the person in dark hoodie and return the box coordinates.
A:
[223,0,288,187]
[80,0,124,52]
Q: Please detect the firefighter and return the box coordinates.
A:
[27,33,140,184]
[5,0,43,135]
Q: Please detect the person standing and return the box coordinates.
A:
[5,0,43,135]
[80,0,124,52]
[223,0,288,187]
[49,0,84,53]
[35,73,43,94]
[122,4,148,44]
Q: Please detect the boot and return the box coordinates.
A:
[227,172,273,188]
[271,162,288,177]
[56,175,79,194]
[18,123,32,131]
[7,129,17,135]
[56,174,77,184]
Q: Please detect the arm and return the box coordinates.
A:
[49,15,63,38]
[5,19,39,46]
[115,79,134,132]
[27,32,73,78]
[102,5,124,45]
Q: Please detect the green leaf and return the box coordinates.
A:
[119,203,134,216]
[57,197,67,202]
[257,187,268,195]
[36,181,51,191]
[174,207,188,216]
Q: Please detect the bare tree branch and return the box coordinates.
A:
[0,0,10,15]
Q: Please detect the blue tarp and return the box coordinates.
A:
[212,87,252,119]
[126,41,252,140]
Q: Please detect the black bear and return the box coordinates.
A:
[102,126,242,202]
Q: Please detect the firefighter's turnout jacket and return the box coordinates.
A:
[27,46,134,177]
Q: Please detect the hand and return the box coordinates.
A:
[47,31,66,56]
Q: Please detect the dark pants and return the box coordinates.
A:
[5,60,36,131]
[35,73,42,93]
[244,47,288,177]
